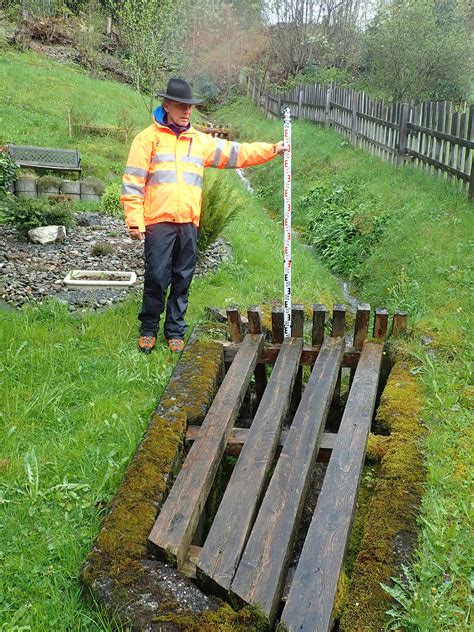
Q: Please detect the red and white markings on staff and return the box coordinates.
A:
[283,107,292,338]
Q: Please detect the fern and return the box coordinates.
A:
[198,171,240,251]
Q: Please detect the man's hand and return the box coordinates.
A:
[274,141,287,155]
[129,228,145,240]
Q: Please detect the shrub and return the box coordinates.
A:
[0,150,19,194]
[82,176,105,195]
[2,198,76,234]
[0,192,17,223]
[101,180,123,217]
[198,172,240,251]
[37,175,63,192]
[300,180,388,283]
[91,241,115,256]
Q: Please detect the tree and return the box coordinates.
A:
[182,0,266,100]
[119,0,188,112]
[364,0,471,102]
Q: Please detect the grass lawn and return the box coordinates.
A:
[0,48,150,180]
[0,46,341,628]
[214,98,473,631]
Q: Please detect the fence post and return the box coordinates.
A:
[351,90,358,146]
[297,88,303,120]
[278,94,282,117]
[325,85,332,128]
[469,104,474,200]
[398,103,410,165]
[469,157,474,200]
[264,92,268,117]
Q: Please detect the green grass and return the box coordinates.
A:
[0,52,341,628]
[214,97,473,630]
[0,48,149,180]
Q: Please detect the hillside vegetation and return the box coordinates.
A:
[0,49,150,179]
[214,97,472,630]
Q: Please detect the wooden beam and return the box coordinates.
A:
[221,342,361,368]
[312,304,327,347]
[281,342,383,632]
[392,311,408,336]
[185,426,336,461]
[148,334,264,567]
[353,304,371,349]
[351,303,371,384]
[226,307,243,343]
[196,338,303,596]
[373,308,388,339]
[271,306,284,343]
[230,338,345,625]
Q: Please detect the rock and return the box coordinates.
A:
[28,226,67,245]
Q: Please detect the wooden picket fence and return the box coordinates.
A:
[247,76,474,199]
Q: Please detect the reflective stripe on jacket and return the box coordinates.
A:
[121,107,278,232]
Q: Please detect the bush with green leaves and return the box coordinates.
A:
[0,192,17,224]
[37,175,63,192]
[300,179,388,284]
[101,180,123,218]
[0,150,19,194]
[82,176,106,195]
[198,172,240,251]
[2,198,76,234]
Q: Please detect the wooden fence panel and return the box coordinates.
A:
[247,75,473,197]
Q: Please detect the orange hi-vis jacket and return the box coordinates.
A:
[121,106,278,232]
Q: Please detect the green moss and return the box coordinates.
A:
[339,361,425,631]
[82,339,224,624]
[365,433,391,462]
[344,463,380,579]
[332,571,350,621]
[153,603,268,631]
[37,175,62,190]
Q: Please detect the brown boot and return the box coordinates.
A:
[167,338,184,353]
[138,335,156,353]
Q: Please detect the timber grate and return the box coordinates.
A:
[148,303,407,631]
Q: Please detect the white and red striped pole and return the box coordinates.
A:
[283,107,292,338]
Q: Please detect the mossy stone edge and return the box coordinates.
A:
[339,359,425,631]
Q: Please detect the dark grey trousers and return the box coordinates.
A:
[138,222,197,339]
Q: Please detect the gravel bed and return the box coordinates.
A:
[0,213,230,311]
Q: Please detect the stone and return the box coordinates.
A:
[28,226,67,245]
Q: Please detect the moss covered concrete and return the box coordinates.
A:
[339,360,425,631]
[81,338,237,629]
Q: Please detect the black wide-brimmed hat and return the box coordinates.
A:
[156,78,203,105]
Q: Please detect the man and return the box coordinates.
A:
[121,77,285,353]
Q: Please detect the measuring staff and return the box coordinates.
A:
[283,107,292,338]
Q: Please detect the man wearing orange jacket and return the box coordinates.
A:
[121,78,285,353]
